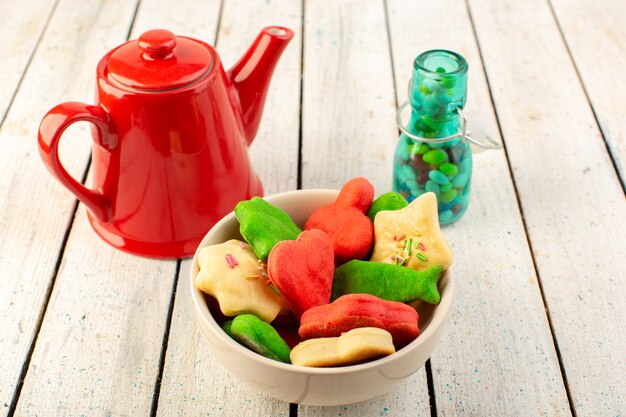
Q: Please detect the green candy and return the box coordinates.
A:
[332,261,444,304]
[440,189,458,204]
[408,143,430,156]
[366,192,408,222]
[439,162,459,177]
[422,149,446,165]
[224,314,291,363]
[440,183,452,193]
[416,143,430,155]
[235,197,301,261]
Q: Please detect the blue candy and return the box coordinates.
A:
[428,170,450,186]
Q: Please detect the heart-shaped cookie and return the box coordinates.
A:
[304,177,375,265]
[267,229,335,320]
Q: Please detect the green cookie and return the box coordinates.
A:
[366,192,408,222]
[223,314,291,363]
[332,261,443,304]
[235,197,302,261]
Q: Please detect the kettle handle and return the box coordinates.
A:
[38,102,116,224]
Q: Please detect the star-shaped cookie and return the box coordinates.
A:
[195,239,289,322]
[370,192,453,271]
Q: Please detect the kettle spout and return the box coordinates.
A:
[228,26,294,145]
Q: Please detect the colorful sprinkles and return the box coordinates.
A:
[225,253,238,268]
[390,237,429,265]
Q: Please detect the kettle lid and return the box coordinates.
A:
[107,29,213,90]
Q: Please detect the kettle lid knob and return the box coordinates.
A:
[138,29,176,60]
[106,29,214,91]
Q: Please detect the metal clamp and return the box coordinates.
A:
[395,100,502,149]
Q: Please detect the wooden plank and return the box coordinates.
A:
[300,0,399,192]
[298,0,431,414]
[14,206,176,416]
[153,1,300,415]
[550,0,626,186]
[0,0,139,414]
[0,0,56,124]
[468,0,626,415]
[386,0,573,415]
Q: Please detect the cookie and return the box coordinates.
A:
[235,197,302,261]
[195,239,289,322]
[332,260,443,304]
[366,191,408,222]
[224,314,291,363]
[304,177,374,264]
[290,327,395,367]
[370,192,453,271]
[299,294,419,348]
[267,229,335,320]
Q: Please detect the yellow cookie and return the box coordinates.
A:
[370,192,452,272]
[195,239,289,322]
[290,327,395,367]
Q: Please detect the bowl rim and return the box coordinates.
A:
[190,188,454,375]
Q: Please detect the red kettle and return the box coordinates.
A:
[38,27,294,258]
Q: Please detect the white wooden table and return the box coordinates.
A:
[1,0,625,415]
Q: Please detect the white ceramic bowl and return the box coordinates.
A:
[190,189,454,406]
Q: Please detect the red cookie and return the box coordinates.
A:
[299,293,419,348]
[304,177,374,265]
[267,229,335,321]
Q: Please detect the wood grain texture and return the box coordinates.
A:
[0,0,56,124]
[0,0,139,413]
[386,0,572,415]
[300,0,399,192]
[468,0,626,415]
[153,0,300,415]
[298,0,430,415]
[14,207,176,416]
[550,0,626,186]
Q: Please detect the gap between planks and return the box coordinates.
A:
[7,156,86,417]
[296,0,306,190]
[149,260,182,417]
[463,0,577,415]
[545,0,625,194]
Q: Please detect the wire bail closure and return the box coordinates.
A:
[395,99,502,149]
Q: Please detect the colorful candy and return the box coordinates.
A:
[195,239,289,322]
[224,314,291,363]
[393,51,473,224]
[366,191,408,222]
[370,192,453,272]
[299,294,419,348]
[290,327,395,367]
[332,261,443,305]
[304,177,374,264]
[267,229,335,320]
[235,197,301,261]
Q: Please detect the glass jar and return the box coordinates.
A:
[393,50,471,225]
